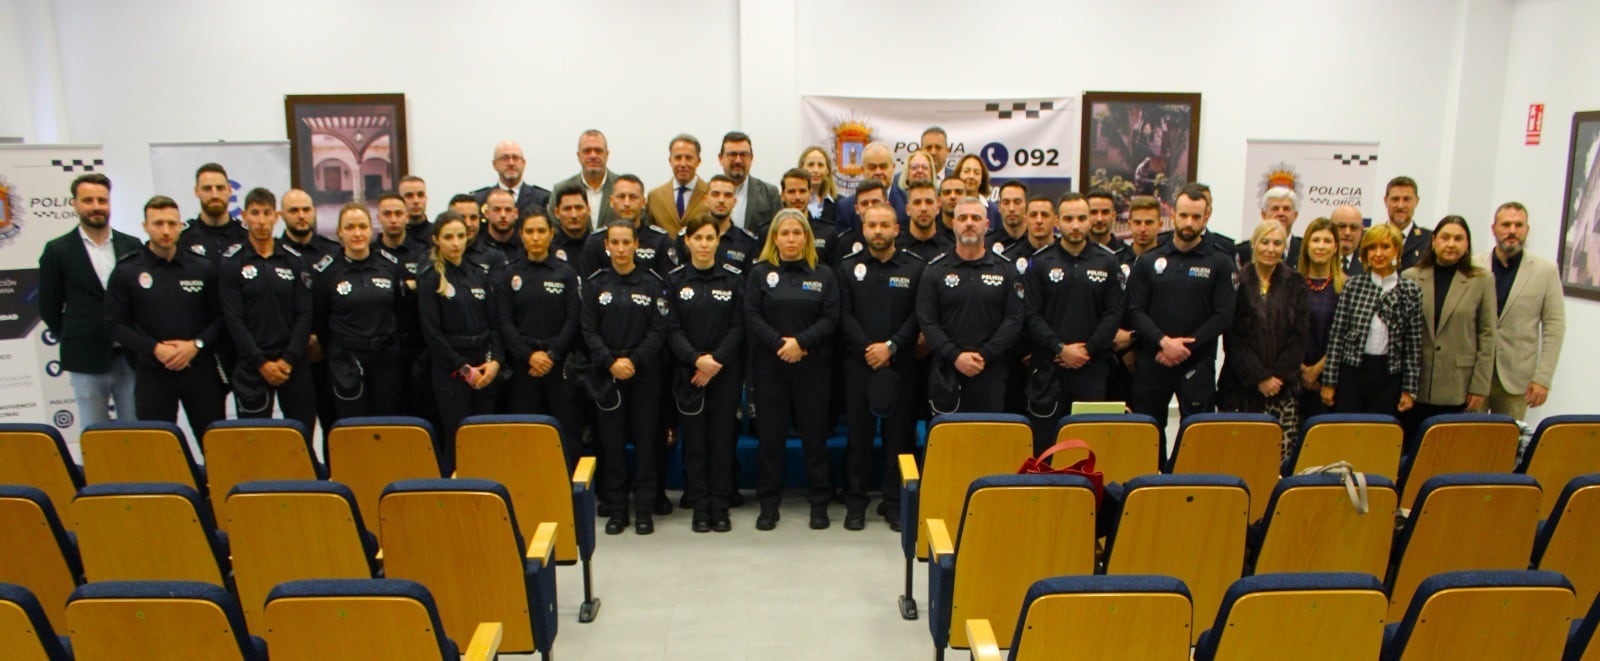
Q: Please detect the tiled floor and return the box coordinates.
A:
[504,496,932,660]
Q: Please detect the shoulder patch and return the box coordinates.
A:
[739,228,757,240]
[281,243,302,258]
[222,243,242,258]
[313,254,334,272]
[586,269,607,281]
[721,262,742,275]
[844,246,864,259]
[648,225,668,236]
[378,250,398,264]
[903,250,927,262]
[644,268,665,282]
[1030,244,1050,256]
[668,264,686,274]
[928,253,947,265]
[993,253,1014,262]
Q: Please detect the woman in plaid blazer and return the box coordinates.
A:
[1320,224,1424,415]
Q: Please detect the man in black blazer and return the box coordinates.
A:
[38,173,143,452]
[718,131,781,231]
[1385,175,1431,270]
[471,141,552,220]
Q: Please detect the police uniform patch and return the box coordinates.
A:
[241,264,258,280]
[471,287,485,300]
[712,289,732,301]
[981,273,1003,287]
[631,293,651,306]
[1121,263,1131,279]
[190,243,206,256]
[944,273,960,288]
[555,249,568,262]
[138,272,153,289]
[638,247,656,261]
[1087,269,1108,283]
[1016,257,1029,274]
[599,291,612,305]
[336,280,352,296]
[814,238,827,249]
[1015,281,1025,299]
[511,275,523,291]
[275,267,293,280]
[721,263,742,275]
[992,242,1005,255]
[852,241,863,253]
[180,279,203,293]
[443,282,456,298]
[373,278,392,289]
[544,281,563,294]
[405,263,419,275]
[1154,257,1168,275]
[222,244,242,258]
[314,255,334,272]
[801,280,822,292]
[657,298,670,316]
[1049,267,1064,283]
[680,286,695,301]
[766,272,779,288]
[854,263,867,281]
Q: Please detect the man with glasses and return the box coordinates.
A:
[472,140,551,219]
[717,131,781,231]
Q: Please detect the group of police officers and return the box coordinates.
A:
[61,156,1243,538]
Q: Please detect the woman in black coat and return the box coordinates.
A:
[1219,221,1309,460]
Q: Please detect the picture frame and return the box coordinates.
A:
[1079,91,1201,229]
[283,93,408,231]
[1558,110,1600,301]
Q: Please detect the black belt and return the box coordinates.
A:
[332,332,394,351]
[444,332,491,351]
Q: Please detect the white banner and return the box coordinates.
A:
[1242,139,1382,230]
[800,95,1077,201]
[150,141,291,223]
[0,145,105,435]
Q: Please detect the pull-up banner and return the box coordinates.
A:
[800,95,1077,201]
[1242,139,1383,229]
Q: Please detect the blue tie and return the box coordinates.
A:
[676,185,688,217]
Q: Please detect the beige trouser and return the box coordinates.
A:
[1487,377,1528,421]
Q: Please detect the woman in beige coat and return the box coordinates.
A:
[1402,215,1496,434]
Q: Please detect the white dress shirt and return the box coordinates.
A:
[732,178,750,229]
[80,226,117,288]
[1364,271,1399,355]
[582,173,608,226]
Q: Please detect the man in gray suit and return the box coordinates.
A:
[1483,201,1565,419]
[718,131,781,233]
[548,129,619,228]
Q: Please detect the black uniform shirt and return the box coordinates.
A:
[376,239,427,278]
[178,218,247,267]
[404,219,432,247]
[550,227,590,269]
[220,242,313,369]
[496,255,581,365]
[418,260,503,371]
[915,250,1024,365]
[464,239,508,275]
[675,223,759,272]
[985,227,1027,254]
[665,262,745,366]
[580,266,667,367]
[480,232,522,263]
[1125,239,1239,361]
[279,232,341,267]
[744,259,839,354]
[312,250,406,346]
[105,245,223,361]
[1022,243,1125,358]
[837,247,924,355]
[581,225,679,277]
[897,229,954,263]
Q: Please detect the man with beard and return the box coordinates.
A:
[374,193,425,280]
[178,162,246,267]
[897,180,953,262]
[1020,192,1124,451]
[399,175,431,245]
[718,131,781,231]
[1086,189,1128,257]
[448,194,507,274]
[782,167,843,265]
[916,197,1024,413]
[479,188,523,261]
[837,205,923,530]
[1331,205,1366,275]
[278,188,340,264]
[647,134,708,235]
[986,180,1029,253]
[1484,201,1565,419]
[1126,184,1237,436]
[472,140,551,219]
[39,173,143,453]
[835,142,908,235]
[579,175,678,275]
[550,184,594,267]
[937,176,967,231]
[1005,194,1058,264]
[549,130,619,228]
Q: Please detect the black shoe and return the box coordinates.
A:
[810,506,830,530]
[885,509,902,532]
[692,512,711,533]
[635,516,655,535]
[597,501,613,518]
[844,510,866,531]
[756,508,779,531]
[604,514,629,535]
[654,492,673,516]
[729,490,746,508]
[712,513,732,533]
[679,491,692,509]
[876,501,887,516]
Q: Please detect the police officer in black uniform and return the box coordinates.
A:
[581,175,678,276]
[665,215,745,533]
[447,194,509,276]
[745,208,840,531]
[1086,189,1131,260]
[373,193,436,434]
[837,205,924,530]
[549,183,593,268]
[105,195,226,434]
[985,180,1030,254]
[418,211,503,472]
[1126,184,1238,441]
[778,168,843,266]
[497,211,583,468]
[177,163,247,267]
[219,188,315,432]
[581,221,668,536]
[479,188,525,263]
[682,175,758,270]
[278,188,341,263]
[1022,193,1125,452]
[897,180,954,262]
[311,203,408,421]
[916,197,1024,414]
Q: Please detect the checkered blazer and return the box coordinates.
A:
[1321,272,1423,394]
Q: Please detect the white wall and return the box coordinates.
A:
[1491,0,1600,423]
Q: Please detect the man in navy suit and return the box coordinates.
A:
[38,173,143,456]
[1332,205,1367,275]
[472,140,551,220]
[836,142,908,235]
[1385,176,1431,270]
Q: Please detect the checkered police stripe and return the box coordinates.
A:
[1333,154,1377,166]
[51,158,106,172]
[985,101,1055,119]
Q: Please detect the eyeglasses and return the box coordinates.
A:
[722,151,752,160]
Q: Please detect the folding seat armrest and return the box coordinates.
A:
[966,619,1003,661]
[899,454,921,558]
[571,457,596,492]
[927,518,954,561]
[899,454,920,486]
[525,521,558,567]
[462,622,504,661]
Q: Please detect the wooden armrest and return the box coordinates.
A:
[898,454,920,485]
[927,518,954,560]
[462,622,503,661]
[374,548,383,562]
[572,456,597,489]
[525,521,557,564]
[966,619,1003,661]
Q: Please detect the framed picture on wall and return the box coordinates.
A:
[283,93,408,233]
[1558,111,1600,301]
[1079,91,1201,227]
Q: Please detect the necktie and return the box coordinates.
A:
[676,186,688,217]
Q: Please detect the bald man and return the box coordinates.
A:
[471,140,552,219]
[1330,205,1366,275]
[835,142,909,235]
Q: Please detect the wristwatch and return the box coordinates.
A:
[194,339,206,350]
[885,340,898,356]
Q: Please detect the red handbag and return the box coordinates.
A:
[1018,439,1105,504]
